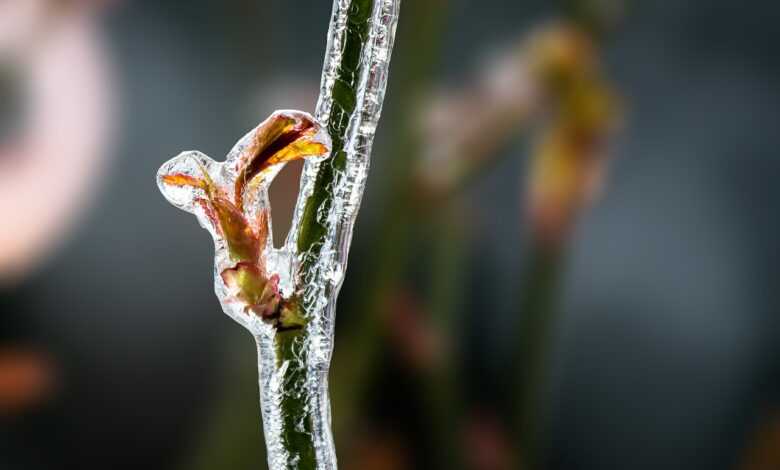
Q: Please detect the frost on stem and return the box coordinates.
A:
[156,0,400,469]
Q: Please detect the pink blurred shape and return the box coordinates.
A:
[0,0,116,284]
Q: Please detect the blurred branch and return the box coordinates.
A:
[329,0,448,444]
[415,38,540,204]
[421,209,468,469]
[334,9,623,469]
[513,21,621,470]
[561,0,627,38]
[182,334,267,470]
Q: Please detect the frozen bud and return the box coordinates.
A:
[157,110,330,331]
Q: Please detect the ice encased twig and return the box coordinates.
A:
[158,110,331,469]
[284,0,401,468]
[156,0,400,468]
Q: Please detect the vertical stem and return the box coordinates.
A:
[424,210,467,469]
[516,241,564,470]
[329,0,447,441]
[254,1,401,469]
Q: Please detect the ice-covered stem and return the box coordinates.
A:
[272,1,401,468]
[156,2,400,467]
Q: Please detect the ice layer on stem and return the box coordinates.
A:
[156,0,401,469]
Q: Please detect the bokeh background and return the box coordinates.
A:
[2,1,780,469]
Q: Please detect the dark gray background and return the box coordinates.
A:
[2,1,779,469]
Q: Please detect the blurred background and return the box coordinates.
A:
[1,0,780,469]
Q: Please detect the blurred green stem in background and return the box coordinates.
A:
[513,5,622,467]
[515,244,565,470]
[422,208,468,469]
[185,332,268,470]
[329,0,448,445]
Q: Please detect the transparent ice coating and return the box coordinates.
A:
[156,0,400,468]
[157,109,330,329]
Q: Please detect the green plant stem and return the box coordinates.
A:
[295,0,374,255]
[276,329,317,468]
[184,332,267,470]
[274,0,399,468]
[516,240,565,470]
[423,209,468,469]
[514,6,622,466]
